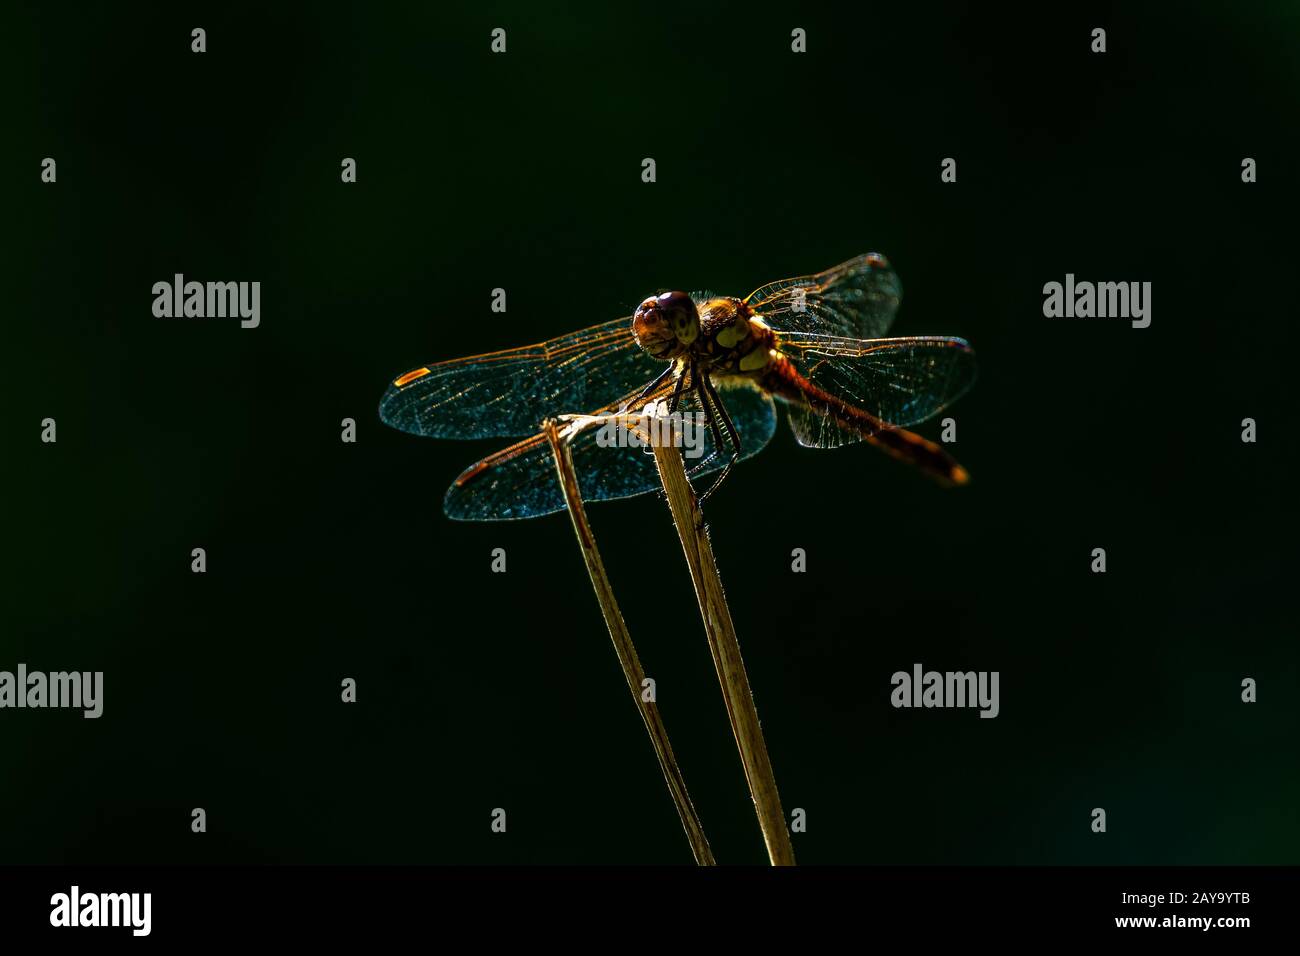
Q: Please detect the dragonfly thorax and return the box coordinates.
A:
[691,297,776,375]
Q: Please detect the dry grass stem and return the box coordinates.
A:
[545,417,715,865]
[649,423,796,866]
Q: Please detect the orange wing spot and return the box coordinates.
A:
[951,464,970,485]
[393,368,431,387]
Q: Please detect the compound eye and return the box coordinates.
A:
[657,291,694,313]
[633,290,700,357]
[657,291,699,337]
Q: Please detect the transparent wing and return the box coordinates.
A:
[444,381,778,521]
[776,334,976,448]
[744,253,902,339]
[379,317,662,439]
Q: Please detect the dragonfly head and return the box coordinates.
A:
[633,290,700,360]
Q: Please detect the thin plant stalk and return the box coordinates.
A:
[649,430,796,866]
[544,418,716,865]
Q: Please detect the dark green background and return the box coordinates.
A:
[7,1,1297,864]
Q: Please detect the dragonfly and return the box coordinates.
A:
[379,254,976,520]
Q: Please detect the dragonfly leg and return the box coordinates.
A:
[666,362,692,416]
[636,362,675,403]
[707,378,742,460]
[681,372,723,477]
[694,374,742,505]
[684,445,722,479]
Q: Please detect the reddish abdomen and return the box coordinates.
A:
[761,358,969,486]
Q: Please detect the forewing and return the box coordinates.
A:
[444,381,778,520]
[379,317,662,439]
[744,253,902,339]
[778,334,976,448]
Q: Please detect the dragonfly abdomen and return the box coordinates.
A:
[762,357,969,486]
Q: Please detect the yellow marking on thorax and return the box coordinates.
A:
[739,347,774,372]
[715,315,750,348]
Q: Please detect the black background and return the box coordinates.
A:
[7,1,1297,865]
